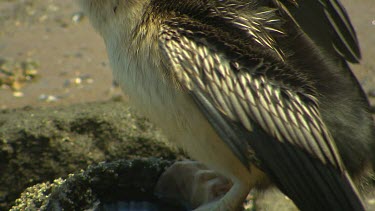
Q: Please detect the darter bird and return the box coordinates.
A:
[79,0,375,210]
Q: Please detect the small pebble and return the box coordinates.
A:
[39,94,59,102]
[72,12,85,23]
[368,89,375,98]
[13,91,24,98]
[73,77,82,85]
[64,74,93,87]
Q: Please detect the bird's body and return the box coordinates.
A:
[79,0,375,210]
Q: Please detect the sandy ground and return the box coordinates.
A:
[342,0,375,106]
[0,0,119,109]
[0,0,374,110]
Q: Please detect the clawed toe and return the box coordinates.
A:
[155,161,232,209]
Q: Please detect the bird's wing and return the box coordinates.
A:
[159,16,344,175]
[158,16,363,210]
[273,0,361,63]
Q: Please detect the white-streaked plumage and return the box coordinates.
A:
[79,0,374,210]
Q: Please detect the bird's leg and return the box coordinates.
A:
[156,160,262,211]
[190,168,233,208]
[155,161,232,208]
[193,178,253,211]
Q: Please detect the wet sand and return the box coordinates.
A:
[0,0,374,109]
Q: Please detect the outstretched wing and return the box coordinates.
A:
[273,0,361,63]
[159,16,363,210]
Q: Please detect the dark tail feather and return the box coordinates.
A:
[250,134,365,211]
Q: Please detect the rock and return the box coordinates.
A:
[1,99,374,210]
[11,158,186,211]
[0,100,184,210]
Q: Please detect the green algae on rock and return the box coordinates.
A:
[11,159,187,211]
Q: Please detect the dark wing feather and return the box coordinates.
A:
[160,21,343,171]
[159,18,364,210]
[273,0,361,63]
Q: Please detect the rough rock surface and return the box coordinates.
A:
[0,100,184,210]
[10,158,187,211]
[2,100,375,211]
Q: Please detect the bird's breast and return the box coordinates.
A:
[106,39,207,144]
